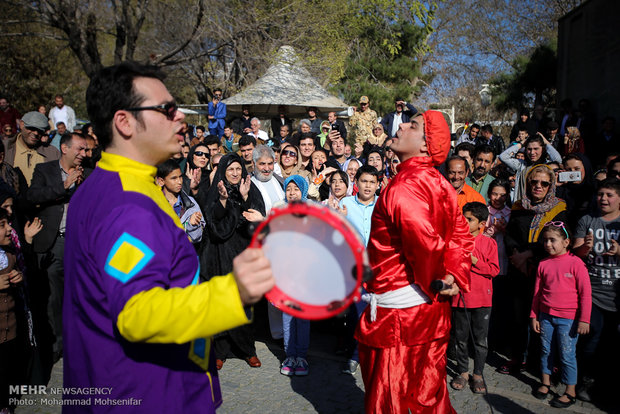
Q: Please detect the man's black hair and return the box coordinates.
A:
[518,125,529,132]
[196,125,206,132]
[86,61,166,150]
[446,155,470,172]
[454,142,475,158]
[473,144,496,161]
[204,135,220,147]
[470,123,481,131]
[156,159,182,179]
[355,164,380,181]
[239,135,256,147]
[481,124,493,134]
[462,201,489,222]
[299,132,316,142]
[60,132,82,149]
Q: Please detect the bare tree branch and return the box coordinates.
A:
[152,0,205,65]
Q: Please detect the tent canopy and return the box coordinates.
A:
[223,46,349,118]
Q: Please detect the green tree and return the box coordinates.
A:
[334,1,437,115]
[490,42,557,111]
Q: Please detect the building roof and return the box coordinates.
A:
[223,46,348,117]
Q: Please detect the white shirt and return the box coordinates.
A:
[251,175,284,214]
[52,106,68,126]
[391,112,403,138]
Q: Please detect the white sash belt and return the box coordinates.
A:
[361,284,430,322]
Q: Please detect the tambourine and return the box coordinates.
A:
[250,201,372,320]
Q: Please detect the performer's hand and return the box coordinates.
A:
[470,254,478,266]
[233,248,275,305]
[438,274,459,297]
[531,318,540,333]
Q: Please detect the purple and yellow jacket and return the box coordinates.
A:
[63,152,250,413]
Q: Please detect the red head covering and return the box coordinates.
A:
[422,110,451,166]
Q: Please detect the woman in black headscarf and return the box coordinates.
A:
[182,143,211,197]
[197,153,265,370]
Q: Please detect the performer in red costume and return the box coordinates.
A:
[356,110,475,413]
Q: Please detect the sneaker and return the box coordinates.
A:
[342,359,359,375]
[294,357,309,376]
[280,357,296,376]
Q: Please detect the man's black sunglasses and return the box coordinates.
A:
[124,102,178,120]
[25,126,46,135]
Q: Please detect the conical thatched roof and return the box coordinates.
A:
[223,46,348,117]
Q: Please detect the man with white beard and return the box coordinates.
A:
[251,145,285,213]
[250,145,285,340]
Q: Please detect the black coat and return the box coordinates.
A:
[197,154,265,280]
[504,205,568,270]
[27,160,92,253]
[270,116,293,138]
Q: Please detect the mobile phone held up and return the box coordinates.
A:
[558,171,582,183]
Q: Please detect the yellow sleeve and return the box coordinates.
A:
[116,272,250,344]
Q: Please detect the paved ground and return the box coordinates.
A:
[15,328,615,414]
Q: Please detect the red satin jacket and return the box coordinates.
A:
[357,156,474,348]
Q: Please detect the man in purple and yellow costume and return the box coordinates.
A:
[62,62,274,413]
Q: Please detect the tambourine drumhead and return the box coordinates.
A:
[251,202,368,320]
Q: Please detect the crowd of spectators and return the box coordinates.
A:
[1,91,619,412]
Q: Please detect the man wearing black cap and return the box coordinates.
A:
[3,111,59,186]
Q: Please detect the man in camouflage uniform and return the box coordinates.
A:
[349,96,378,147]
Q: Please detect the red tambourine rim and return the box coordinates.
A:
[250,201,366,320]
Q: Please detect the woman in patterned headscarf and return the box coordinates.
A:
[498,164,567,374]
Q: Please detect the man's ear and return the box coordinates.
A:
[113,110,134,139]
[420,139,429,154]
[155,177,164,187]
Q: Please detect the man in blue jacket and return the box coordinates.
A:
[381,98,417,139]
[208,88,227,138]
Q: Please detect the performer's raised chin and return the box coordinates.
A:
[356,111,475,413]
